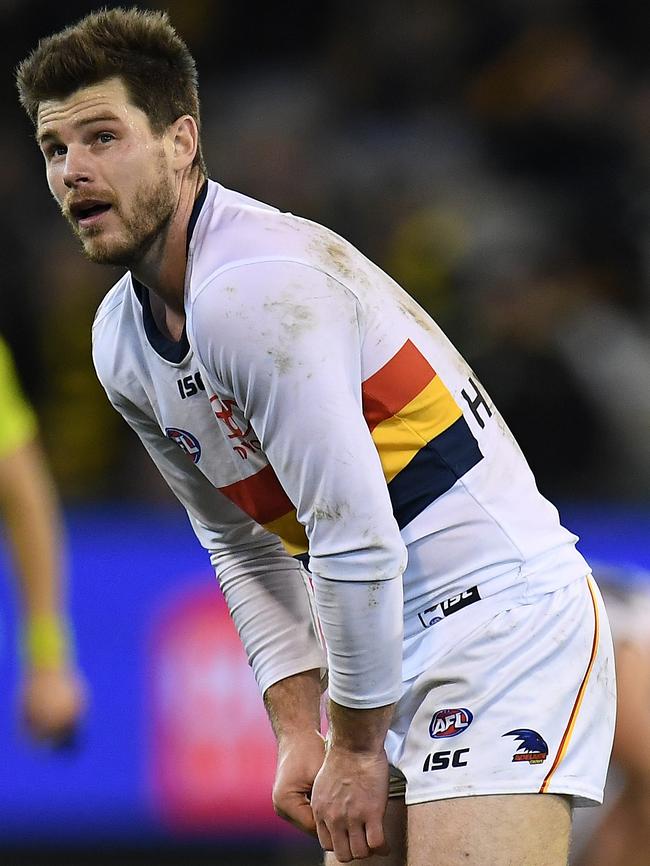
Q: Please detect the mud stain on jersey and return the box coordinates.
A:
[395,290,436,334]
[325,241,356,282]
[368,580,381,608]
[284,304,315,339]
[308,232,371,289]
[313,502,348,521]
[277,216,303,233]
[362,527,384,545]
[261,295,317,374]
[263,297,315,339]
[266,347,293,374]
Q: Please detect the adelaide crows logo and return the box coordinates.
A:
[503,729,549,764]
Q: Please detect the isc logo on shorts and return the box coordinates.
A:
[429,708,473,738]
[422,748,470,772]
[418,586,481,629]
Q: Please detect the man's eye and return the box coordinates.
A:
[50,144,67,157]
[98,132,115,144]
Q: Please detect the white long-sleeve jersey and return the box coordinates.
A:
[93,180,590,708]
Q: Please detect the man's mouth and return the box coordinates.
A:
[69,199,113,228]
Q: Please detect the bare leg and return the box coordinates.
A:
[575,639,650,865]
[324,797,407,866]
[408,793,571,866]
[573,783,650,866]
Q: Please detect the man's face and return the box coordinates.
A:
[37,77,176,266]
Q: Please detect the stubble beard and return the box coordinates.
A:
[67,166,176,268]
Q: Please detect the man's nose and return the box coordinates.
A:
[62,146,93,188]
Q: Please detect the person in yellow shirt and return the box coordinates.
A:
[0,336,85,742]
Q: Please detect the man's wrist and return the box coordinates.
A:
[327,699,394,754]
[22,613,73,671]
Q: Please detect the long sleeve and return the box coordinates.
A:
[189,260,407,707]
[93,383,326,695]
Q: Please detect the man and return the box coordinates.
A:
[17,9,615,864]
[571,565,650,866]
[0,335,85,743]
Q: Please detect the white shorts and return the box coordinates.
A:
[385,575,616,807]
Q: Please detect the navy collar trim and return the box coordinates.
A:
[133,181,208,363]
[187,179,208,253]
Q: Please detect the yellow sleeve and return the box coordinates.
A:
[0,337,38,459]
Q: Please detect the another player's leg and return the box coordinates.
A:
[408,792,571,866]
[571,633,650,866]
[323,796,406,866]
[572,784,650,866]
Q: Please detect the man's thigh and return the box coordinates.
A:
[408,792,571,866]
[323,797,407,866]
[322,793,570,866]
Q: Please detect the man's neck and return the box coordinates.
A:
[132,167,205,318]
[148,291,186,342]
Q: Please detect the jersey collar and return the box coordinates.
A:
[132,180,209,363]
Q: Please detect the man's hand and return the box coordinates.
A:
[22,666,86,745]
[309,699,394,862]
[273,729,326,835]
[263,669,324,833]
[311,742,391,862]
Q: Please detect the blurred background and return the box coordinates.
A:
[0,0,647,863]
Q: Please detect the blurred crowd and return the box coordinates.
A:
[1,0,648,503]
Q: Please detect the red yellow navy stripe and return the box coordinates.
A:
[219,463,294,525]
[370,376,463,483]
[363,339,483,526]
[363,339,465,483]
[217,338,483,552]
[362,339,437,431]
[218,464,309,555]
[539,575,600,793]
[265,511,309,556]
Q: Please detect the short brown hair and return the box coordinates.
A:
[16,6,206,173]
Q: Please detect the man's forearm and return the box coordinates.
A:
[264,668,323,743]
[264,668,326,836]
[0,440,74,672]
[0,439,66,619]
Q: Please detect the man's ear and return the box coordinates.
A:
[170,115,198,170]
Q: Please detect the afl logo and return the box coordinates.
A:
[165,427,201,464]
[430,708,473,739]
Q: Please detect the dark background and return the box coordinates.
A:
[0,1,648,863]
[3,0,648,506]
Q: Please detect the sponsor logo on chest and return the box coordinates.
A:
[176,371,206,399]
